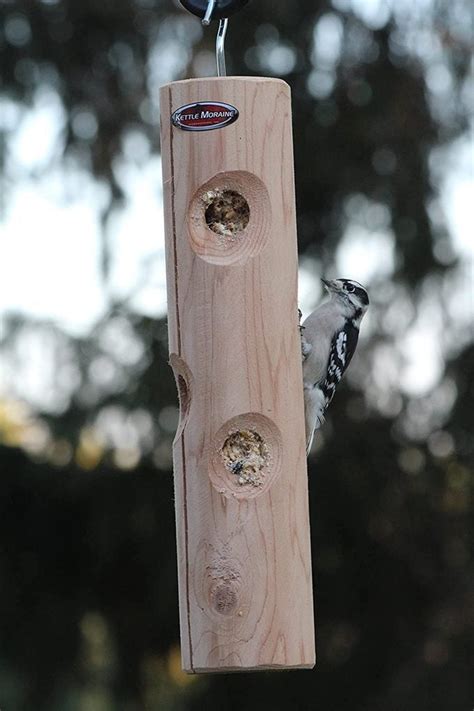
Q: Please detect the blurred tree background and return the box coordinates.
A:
[0,0,472,709]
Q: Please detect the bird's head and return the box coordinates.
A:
[321,278,369,324]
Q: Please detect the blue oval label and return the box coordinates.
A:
[171,101,239,132]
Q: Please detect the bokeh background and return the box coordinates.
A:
[0,0,473,709]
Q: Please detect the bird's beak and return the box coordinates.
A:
[321,278,339,293]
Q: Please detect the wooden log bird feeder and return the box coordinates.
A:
[160,0,315,673]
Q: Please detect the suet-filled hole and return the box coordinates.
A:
[188,171,270,266]
[209,412,282,499]
[204,190,250,237]
[221,429,269,488]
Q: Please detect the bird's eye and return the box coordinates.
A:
[345,283,355,293]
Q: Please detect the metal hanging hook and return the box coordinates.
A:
[201,0,216,25]
[180,0,250,77]
[215,18,228,76]
[202,0,228,76]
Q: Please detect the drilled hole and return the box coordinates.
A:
[177,375,189,417]
[221,430,268,488]
[204,189,250,237]
[169,354,193,442]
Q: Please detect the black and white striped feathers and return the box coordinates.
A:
[301,278,369,454]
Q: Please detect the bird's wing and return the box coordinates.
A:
[320,322,359,410]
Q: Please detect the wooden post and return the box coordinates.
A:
[160,77,315,673]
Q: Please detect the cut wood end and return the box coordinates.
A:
[185,660,316,674]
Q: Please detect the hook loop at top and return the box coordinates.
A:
[179,0,250,22]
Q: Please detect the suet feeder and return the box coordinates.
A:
[160,0,315,673]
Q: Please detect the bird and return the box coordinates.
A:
[300,278,369,454]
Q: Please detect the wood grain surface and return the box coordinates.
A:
[160,77,315,673]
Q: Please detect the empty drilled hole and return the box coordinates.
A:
[177,375,190,417]
[204,190,250,237]
[221,430,268,488]
[169,354,193,442]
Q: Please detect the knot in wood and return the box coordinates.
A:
[210,583,238,616]
[207,557,241,616]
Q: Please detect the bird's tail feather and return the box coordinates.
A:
[305,386,326,455]
[306,413,324,455]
